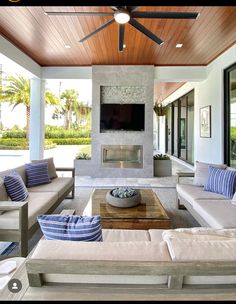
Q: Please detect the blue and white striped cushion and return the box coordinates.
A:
[25,162,51,187]
[37,214,103,241]
[204,166,236,198]
[4,171,28,201]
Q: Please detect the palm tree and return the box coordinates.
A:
[53,89,80,129]
[0,73,60,140]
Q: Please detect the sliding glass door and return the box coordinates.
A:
[170,90,194,164]
[224,63,236,167]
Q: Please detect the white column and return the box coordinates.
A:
[29,78,45,160]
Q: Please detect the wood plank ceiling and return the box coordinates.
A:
[0,6,235,67]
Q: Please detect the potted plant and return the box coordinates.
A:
[153,153,172,177]
[75,152,91,160]
[153,103,168,116]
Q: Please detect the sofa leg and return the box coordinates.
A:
[176,197,186,210]
[19,238,28,257]
[66,187,75,199]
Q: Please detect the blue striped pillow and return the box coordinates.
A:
[37,214,103,241]
[204,166,236,198]
[4,171,28,201]
[25,162,51,187]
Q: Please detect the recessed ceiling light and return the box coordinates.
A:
[176,43,183,48]
[65,45,71,49]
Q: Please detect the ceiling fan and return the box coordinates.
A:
[45,6,200,52]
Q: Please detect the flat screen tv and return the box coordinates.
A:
[100,103,145,132]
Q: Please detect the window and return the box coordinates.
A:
[224,63,236,167]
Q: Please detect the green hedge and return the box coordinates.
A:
[0,139,56,150]
[45,129,91,139]
[50,138,91,145]
[2,130,26,138]
[2,128,91,139]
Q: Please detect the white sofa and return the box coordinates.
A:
[0,159,75,257]
[176,161,236,228]
[26,227,236,292]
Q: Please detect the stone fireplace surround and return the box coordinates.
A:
[74,65,154,178]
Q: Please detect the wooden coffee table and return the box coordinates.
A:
[90,188,171,230]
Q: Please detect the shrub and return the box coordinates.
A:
[0,138,56,150]
[50,138,91,145]
[44,125,91,139]
[2,130,26,138]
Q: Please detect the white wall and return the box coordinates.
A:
[161,44,236,165]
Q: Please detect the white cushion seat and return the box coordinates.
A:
[102,229,151,242]
[176,183,229,206]
[27,177,73,199]
[0,191,58,230]
[193,199,236,228]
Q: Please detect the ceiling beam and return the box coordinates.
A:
[154,66,207,82]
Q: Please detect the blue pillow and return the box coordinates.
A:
[25,162,51,187]
[4,171,28,201]
[37,214,103,241]
[204,166,236,198]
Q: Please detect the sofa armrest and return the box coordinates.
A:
[56,167,75,178]
[0,200,28,211]
[176,171,195,184]
[0,201,28,257]
[55,167,75,199]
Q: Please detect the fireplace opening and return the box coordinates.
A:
[102,145,143,168]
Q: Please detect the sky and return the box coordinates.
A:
[0,53,92,128]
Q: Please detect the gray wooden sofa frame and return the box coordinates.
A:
[176,172,211,227]
[26,258,236,292]
[0,167,75,258]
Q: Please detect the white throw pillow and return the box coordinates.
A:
[193,161,227,187]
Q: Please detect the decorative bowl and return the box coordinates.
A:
[106,187,141,208]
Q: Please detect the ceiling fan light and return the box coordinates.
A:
[114,11,130,24]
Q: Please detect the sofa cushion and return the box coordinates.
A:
[25,162,51,187]
[193,161,227,187]
[193,199,236,228]
[148,229,165,242]
[31,239,171,262]
[204,166,236,198]
[37,214,102,241]
[0,179,8,215]
[28,177,73,198]
[231,191,236,205]
[176,183,228,206]
[32,157,58,179]
[0,179,8,201]
[162,228,236,261]
[0,165,27,185]
[102,229,150,242]
[3,171,28,201]
[0,191,58,230]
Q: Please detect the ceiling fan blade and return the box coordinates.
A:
[79,18,115,43]
[110,6,119,11]
[128,19,164,45]
[118,24,125,52]
[45,11,114,17]
[127,6,140,12]
[131,11,199,19]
